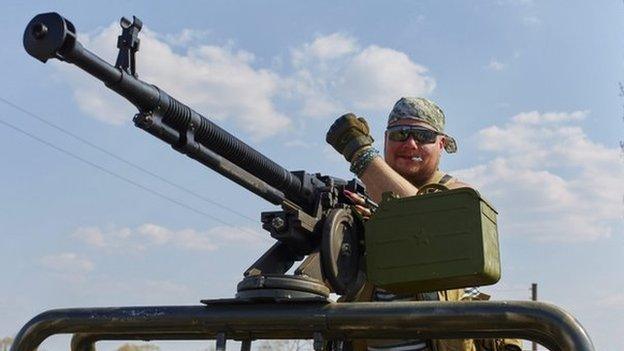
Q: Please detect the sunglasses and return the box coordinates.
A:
[386,125,441,144]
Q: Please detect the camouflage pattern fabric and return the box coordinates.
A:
[387,97,457,154]
[346,170,521,351]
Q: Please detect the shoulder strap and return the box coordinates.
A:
[439,173,453,185]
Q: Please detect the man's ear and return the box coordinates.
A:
[438,136,446,151]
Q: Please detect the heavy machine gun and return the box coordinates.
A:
[15,12,596,351]
[24,12,371,300]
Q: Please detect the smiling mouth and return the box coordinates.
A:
[398,155,422,162]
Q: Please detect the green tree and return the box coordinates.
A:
[116,343,160,351]
[0,337,14,351]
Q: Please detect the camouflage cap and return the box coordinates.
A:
[387,97,457,153]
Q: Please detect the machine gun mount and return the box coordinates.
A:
[24,12,373,301]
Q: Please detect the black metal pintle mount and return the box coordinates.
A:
[115,16,142,77]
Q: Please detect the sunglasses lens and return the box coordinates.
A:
[413,129,438,143]
[388,130,410,141]
[388,127,438,143]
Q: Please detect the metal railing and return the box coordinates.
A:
[10,300,594,351]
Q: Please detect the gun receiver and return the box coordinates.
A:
[24,12,371,299]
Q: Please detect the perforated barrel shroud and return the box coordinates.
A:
[364,188,501,293]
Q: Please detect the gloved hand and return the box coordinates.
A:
[326,113,374,162]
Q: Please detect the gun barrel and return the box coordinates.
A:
[24,12,315,208]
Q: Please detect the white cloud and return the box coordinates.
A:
[137,223,173,246]
[73,223,265,252]
[74,226,136,249]
[292,33,358,64]
[206,225,267,245]
[56,27,434,137]
[453,110,623,242]
[599,293,624,309]
[338,46,435,110]
[161,28,212,47]
[40,253,94,282]
[289,34,435,117]
[145,225,219,251]
[511,110,587,124]
[487,59,507,71]
[73,226,107,247]
[59,24,289,139]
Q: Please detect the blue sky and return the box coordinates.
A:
[1,1,623,350]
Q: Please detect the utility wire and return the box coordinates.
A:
[0,115,271,244]
[0,96,257,224]
[485,288,532,293]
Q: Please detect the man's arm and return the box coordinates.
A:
[358,157,472,202]
[447,179,471,190]
[358,157,419,203]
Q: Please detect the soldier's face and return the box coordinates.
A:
[384,119,444,186]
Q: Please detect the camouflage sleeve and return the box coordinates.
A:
[441,289,523,351]
[501,339,522,351]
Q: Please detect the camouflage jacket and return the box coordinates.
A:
[432,289,522,351]
[347,171,522,351]
[345,285,522,351]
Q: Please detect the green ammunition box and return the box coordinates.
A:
[364,188,501,294]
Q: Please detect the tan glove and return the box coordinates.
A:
[326,113,374,162]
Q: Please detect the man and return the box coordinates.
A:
[328,97,465,203]
[326,97,521,351]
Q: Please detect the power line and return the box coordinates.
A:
[0,96,257,224]
[485,288,531,293]
[0,115,271,244]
